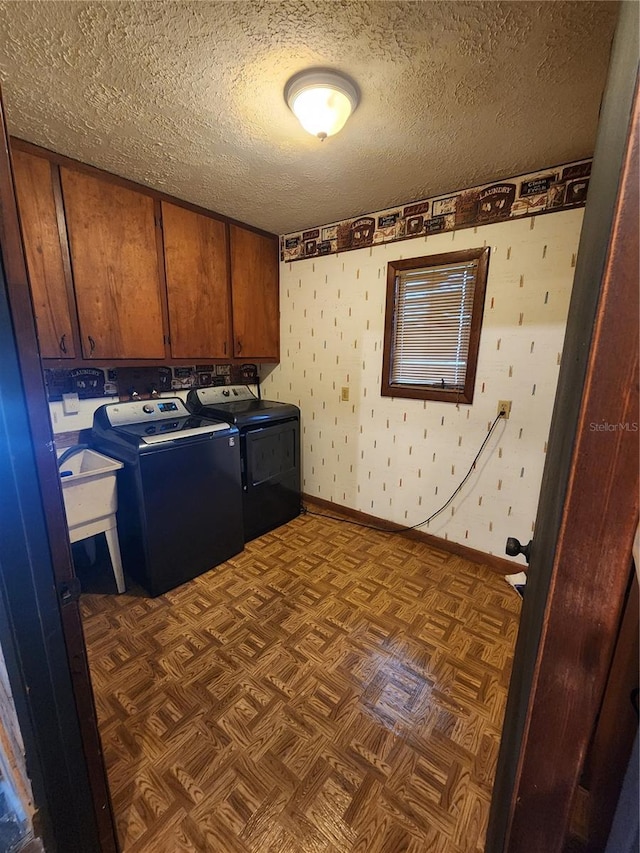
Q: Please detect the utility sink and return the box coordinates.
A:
[58,448,126,593]
[58,448,122,535]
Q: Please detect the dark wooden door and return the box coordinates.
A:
[61,168,165,359]
[161,201,231,358]
[487,10,639,851]
[12,148,77,358]
[580,571,639,851]
[229,224,279,359]
[0,91,118,851]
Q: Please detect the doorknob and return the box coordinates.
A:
[506,536,532,563]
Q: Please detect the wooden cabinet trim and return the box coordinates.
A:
[225,221,235,361]
[50,162,82,359]
[40,356,279,369]
[154,198,172,361]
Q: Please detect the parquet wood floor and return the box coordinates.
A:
[80,510,521,853]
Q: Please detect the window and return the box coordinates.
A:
[381,247,490,403]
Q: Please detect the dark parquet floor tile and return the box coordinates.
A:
[80,509,521,852]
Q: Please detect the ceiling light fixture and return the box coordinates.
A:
[285,68,359,141]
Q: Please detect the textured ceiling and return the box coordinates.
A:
[0,1,618,235]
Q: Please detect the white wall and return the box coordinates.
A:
[49,397,117,435]
[262,209,584,557]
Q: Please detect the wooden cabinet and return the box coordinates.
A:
[161,202,231,359]
[229,225,279,359]
[10,140,280,365]
[12,149,76,358]
[60,168,165,359]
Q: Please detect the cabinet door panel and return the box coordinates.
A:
[12,150,76,358]
[161,202,230,358]
[61,169,165,359]
[230,226,279,359]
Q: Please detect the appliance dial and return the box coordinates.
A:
[222,390,230,397]
[142,404,154,414]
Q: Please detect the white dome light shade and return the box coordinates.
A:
[285,69,359,140]
[290,87,353,138]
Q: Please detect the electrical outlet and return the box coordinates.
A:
[341,387,350,402]
[62,392,80,415]
[498,400,512,419]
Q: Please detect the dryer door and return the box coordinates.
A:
[242,418,300,540]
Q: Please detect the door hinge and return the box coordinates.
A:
[57,577,82,606]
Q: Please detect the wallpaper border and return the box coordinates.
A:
[281,159,591,262]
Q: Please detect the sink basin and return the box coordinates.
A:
[58,449,123,538]
[57,448,126,593]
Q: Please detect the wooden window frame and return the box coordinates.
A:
[381,247,490,404]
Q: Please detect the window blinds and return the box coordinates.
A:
[390,258,479,389]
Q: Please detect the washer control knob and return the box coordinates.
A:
[142,404,154,414]
[222,389,230,397]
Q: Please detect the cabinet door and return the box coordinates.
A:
[161,202,231,358]
[60,169,165,359]
[12,150,76,358]
[229,225,279,359]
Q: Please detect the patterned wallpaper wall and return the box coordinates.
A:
[262,208,585,558]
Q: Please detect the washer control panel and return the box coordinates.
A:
[195,385,257,405]
[103,397,188,427]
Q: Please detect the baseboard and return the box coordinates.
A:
[302,493,520,576]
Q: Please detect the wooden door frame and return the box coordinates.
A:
[487,5,639,851]
[0,90,119,851]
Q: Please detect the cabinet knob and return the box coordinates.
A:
[59,334,67,354]
[236,338,242,354]
[88,335,96,355]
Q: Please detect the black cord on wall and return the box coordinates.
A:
[302,411,506,534]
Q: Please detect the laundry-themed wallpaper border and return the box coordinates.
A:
[43,363,259,402]
[281,159,591,262]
